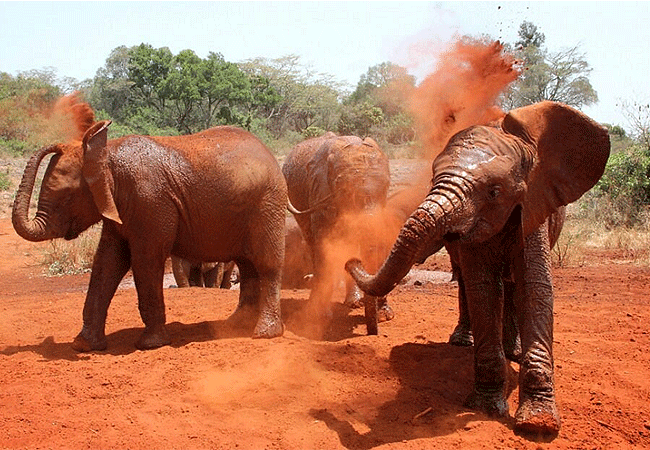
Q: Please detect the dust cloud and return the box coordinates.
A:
[312,37,522,335]
[44,92,95,145]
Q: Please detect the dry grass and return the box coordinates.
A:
[41,224,102,276]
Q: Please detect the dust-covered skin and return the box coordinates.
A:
[283,133,394,329]
[346,101,611,435]
[11,94,287,351]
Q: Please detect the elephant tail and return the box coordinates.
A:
[287,194,334,216]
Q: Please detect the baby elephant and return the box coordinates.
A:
[283,132,393,322]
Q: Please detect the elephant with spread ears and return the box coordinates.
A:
[346,101,610,435]
[283,132,394,324]
[12,95,287,351]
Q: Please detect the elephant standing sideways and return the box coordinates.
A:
[346,101,610,434]
[283,133,393,321]
[171,257,237,289]
[12,96,287,351]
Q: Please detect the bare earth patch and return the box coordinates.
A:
[1,216,650,450]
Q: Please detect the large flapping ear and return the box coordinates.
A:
[502,101,610,236]
[81,120,122,224]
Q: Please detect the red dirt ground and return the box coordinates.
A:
[1,199,650,448]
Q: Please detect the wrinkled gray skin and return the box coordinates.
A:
[171,257,237,289]
[346,102,610,435]
[13,112,287,351]
[283,133,394,321]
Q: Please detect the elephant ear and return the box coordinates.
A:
[502,101,610,236]
[82,120,123,224]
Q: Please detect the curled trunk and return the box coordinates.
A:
[12,146,60,242]
[346,187,461,297]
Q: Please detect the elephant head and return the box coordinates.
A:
[346,101,610,296]
[12,118,122,242]
[323,136,390,214]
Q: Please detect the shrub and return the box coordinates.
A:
[592,144,650,227]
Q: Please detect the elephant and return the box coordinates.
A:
[345,101,610,435]
[283,132,394,322]
[282,215,313,289]
[12,95,287,351]
[170,257,237,289]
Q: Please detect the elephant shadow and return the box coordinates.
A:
[0,296,367,360]
[310,341,520,449]
[0,318,261,360]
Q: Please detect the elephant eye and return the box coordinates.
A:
[488,185,501,200]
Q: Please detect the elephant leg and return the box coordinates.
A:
[188,263,204,287]
[502,279,521,362]
[376,296,394,322]
[227,259,260,330]
[513,226,560,435]
[220,261,236,289]
[130,242,171,350]
[171,256,191,288]
[252,267,284,339]
[202,262,222,288]
[449,270,474,346]
[73,228,131,352]
[462,249,509,418]
[344,277,363,308]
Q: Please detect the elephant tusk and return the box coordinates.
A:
[287,193,334,215]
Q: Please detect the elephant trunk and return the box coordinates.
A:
[346,182,464,297]
[12,146,59,242]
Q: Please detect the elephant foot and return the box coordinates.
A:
[377,302,395,323]
[71,329,107,352]
[135,324,171,350]
[514,396,560,436]
[504,334,522,363]
[344,291,363,309]
[449,322,473,346]
[464,388,509,418]
[252,317,284,339]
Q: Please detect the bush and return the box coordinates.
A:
[0,138,31,157]
[592,144,650,227]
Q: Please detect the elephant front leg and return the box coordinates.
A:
[513,227,560,435]
[72,229,130,352]
[449,269,474,347]
[462,255,509,418]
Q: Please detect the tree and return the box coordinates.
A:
[621,100,650,152]
[239,55,343,137]
[90,44,279,135]
[503,22,598,110]
[343,62,416,144]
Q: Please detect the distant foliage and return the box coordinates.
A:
[592,144,650,227]
[89,44,280,135]
[503,21,598,110]
[342,62,416,144]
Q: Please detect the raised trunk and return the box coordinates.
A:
[346,187,462,297]
[12,146,60,242]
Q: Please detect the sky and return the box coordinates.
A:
[1,1,649,130]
